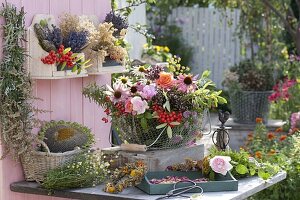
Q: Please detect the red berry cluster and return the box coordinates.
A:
[104,108,110,115]
[115,102,125,116]
[152,104,183,126]
[41,50,57,64]
[41,45,76,68]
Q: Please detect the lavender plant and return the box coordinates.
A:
[104,11,129,36]
[63,31,88,53]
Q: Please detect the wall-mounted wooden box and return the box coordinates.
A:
[26,14,88,79]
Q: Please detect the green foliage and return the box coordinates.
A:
[209,147,280,180]
[246,122,300,200]
[0,3,35,159]
[42,151,110,190]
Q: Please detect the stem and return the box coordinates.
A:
[260,0,296,40]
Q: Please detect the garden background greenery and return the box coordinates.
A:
[146,0,300,199]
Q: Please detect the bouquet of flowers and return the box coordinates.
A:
[83,59,226,149]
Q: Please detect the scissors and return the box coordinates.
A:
[155,180,203,200]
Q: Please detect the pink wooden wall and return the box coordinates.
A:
[0,0,112,200]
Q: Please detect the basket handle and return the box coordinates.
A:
[34,138,51,154]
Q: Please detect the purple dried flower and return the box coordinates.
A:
[146,65,164,80]
[105,12,129,36]
[172,135,183,144]
[63,31,88,52]
[183,111,191,118]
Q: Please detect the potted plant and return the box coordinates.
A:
[223,59,274,124]
[83,58,226,150]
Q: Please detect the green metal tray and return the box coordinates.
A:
[136,171,238,195]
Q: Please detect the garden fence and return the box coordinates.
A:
[166,7,244,88]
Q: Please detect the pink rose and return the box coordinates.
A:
[141,84,157,100]
[125,99,133,113]
[131,96,149,115]
[209,156,233,175]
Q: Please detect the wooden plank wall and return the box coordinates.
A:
[0,0,112,200]
[170,7,243,88]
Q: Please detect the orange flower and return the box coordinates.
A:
[156,72,174,89]
[267,149,276,156]
[267,132,276,140]
[275,127,283,133]
[279,134,287,141]
[247,132,253,141]
[255,151,262,159]
[289,128,299,135]
[256,118,263,123]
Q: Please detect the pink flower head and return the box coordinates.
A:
[141,84,157,100]
[131,96,149,115]
[124,98,133,113]
[209,156,233,175]
[176,74,198,93]
[290,112,300,133]
[105,83,130,103]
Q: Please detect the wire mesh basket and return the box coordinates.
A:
[230,91,272,124]
[112,111,208,150]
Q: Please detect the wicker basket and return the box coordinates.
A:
[230,91,272,124]
[21,140,82,182]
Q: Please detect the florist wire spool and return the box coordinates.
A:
[212,111,230,151]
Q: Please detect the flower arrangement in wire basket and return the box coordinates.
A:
[83,59,227,150]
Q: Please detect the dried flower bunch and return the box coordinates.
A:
[83,59,226,148]
[104,160,147,193]
[42,151,110,190]
[87,22,127,64]
[104,11,129,36]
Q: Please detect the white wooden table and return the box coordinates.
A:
[11,171,286,200]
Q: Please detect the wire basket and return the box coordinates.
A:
[230,91,272,124]
[20,140,82,182]
[112,111,207,150]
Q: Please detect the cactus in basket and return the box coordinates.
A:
[38,120,95,153]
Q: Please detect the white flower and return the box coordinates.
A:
[209,156,233,175]
[132,65,147,77]
[115,76,132,86]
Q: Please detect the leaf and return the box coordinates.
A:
[60,62,67,70]
[63,47,71,54]
[209,171,215,181]
[163,100,171,112]
[145,112,152,119]
[71,65,77,72]
[167,126,172,138]
[141,118,148,130]
[156,123,167,129]
[258,169,271,180]
[39,19,48,27]
[250,168,256,176]
[170,121,180,126]
[235,164,249,175]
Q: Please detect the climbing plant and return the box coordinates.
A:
[0,3,35,160]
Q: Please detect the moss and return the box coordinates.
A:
[55,127,76,141]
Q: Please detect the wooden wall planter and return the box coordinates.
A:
[26,14,88,79]
[27,14,125,79]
